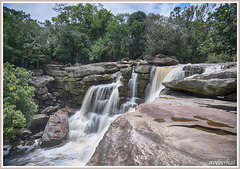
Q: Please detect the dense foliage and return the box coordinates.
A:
[3,63,38,139]
[3,3,237,67]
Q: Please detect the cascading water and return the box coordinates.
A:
[5,74,123,166]
[120,67,139,113]
[4,63,224,166]
[203,64,224,74]
[145,65,185,102]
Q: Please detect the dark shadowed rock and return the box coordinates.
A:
[18,128,32,139]
[35,86,48,95]
[43,64,65,74]
[87,95,236,166]
[31,114,49,127]
[30,114,49,134]
[41,110,69,147]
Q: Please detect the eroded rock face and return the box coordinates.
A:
[41,110,69,147]
[29,75,54,88]
[64,65,105,77]
[87,95,237,166]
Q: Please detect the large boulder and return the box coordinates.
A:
[163,78,236,96]
[29,75,54,88]
[144,54,179,66]
[87,95,237,166]
[163,67,237,97]
[41,110,69,147]
[194,67,237,80]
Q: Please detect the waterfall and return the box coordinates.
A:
[128,67,138,102]
[7,63,222,166]
[145,65,185,102]
[6,75,123,166]
[120,68,139,114]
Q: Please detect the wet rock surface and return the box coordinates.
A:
[87,93,237,166]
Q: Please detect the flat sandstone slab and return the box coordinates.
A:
[87,96,237,166]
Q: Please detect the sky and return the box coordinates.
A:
[3,2,213,22]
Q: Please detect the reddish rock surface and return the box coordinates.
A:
[87,94,237,166]
[41,110,69,147]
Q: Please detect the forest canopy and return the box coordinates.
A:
[3,3,237,68]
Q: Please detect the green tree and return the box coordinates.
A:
[199,3,237,62]
[3,63,38,139]
[3,7,49,68]
[127,11,147,59]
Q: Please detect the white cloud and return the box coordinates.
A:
[4,3,184,22]
[4,3,60,22]
[102,3,180,16]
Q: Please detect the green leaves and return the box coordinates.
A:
[4,3,237,66]
[3,63,38,139]
[3,7,50,68]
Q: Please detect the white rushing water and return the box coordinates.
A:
[145,65,185,102]
[203,64,224,74]
[120,67,139,114]
[6,69,141,166]
[7,74,123,166]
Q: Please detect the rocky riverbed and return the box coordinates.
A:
[3,55,237,166]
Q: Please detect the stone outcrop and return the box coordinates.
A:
[144,54,179,66]
[87,93,237,166]
[41,110,69,147]
[29,75,54,88]
[29,75,56,112]
[41,61,135,108]
[163,67,237,100]
[82,74,112,84]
